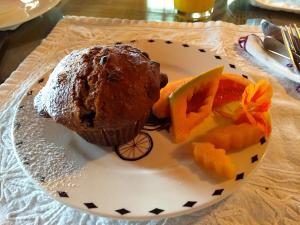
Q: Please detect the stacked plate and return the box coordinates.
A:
[249,0,300,14]
[0,0,61,30]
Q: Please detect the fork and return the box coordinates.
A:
[281,24,300,73]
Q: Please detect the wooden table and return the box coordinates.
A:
[1,0,300,84]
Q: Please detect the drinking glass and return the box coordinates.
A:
[174,0,215,21]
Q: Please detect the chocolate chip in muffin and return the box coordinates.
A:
[160,73,168,88]
[142,51,150,59]
[100,55,108,65]
[106,71,120,82]
[80,111,96,127]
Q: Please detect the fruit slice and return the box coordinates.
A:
[213,73,251,107]
[169,66,223,143]
[204,123,264,151]
[193,142,236,179]
[234,80,273,136]
[152,77,192,118]
[214,101,241,120]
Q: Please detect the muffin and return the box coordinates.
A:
[34,44,164,146]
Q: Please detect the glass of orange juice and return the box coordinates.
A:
[174,0,215,21]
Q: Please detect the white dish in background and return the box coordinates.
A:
[12,40,270,220]
[0,0,61,30]
[249,0,300,14]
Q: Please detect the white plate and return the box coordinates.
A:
[12,40,270,220]
[249,0,300,14]
[0,0,61,30]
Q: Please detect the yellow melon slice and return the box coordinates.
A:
[205,123,264,151]
[193,142,236,179]
[169,66,223,143]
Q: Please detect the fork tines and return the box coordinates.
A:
[281,24,300,73]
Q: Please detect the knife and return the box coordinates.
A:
[263,36,300,74]
[261,19,283,43]
[263,36,290,64]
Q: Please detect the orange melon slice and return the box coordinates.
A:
[213,73,251,108]
[193,142,236,179]
[204,123,264,151]
[152,77,193,118]
[169,66,223,143]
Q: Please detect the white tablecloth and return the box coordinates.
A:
[1,16,300,225]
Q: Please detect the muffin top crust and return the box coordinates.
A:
[34,45,161,129]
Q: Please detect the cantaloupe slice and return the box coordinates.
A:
[213,73,251,108]
[152,77,192,118]
[204,123,264,151]
[169,66,223,143]
[193,142,236,179]
[213,73,251,120]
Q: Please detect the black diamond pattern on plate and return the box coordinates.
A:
[260,137,266,145]
[116,208,130,215]
[212,189,224,196]
[251,154,258,163]
[215,55,221,59]
[183,201,197,207]
[182,44,189,47]
[149,208,164,215]
[27,90,33,96]
[148,39,155,42]
[38,78,44,83]
[235,173,244,181]
[23,157,30,165]
[16,141,23,146]
[15,122,21,130]
[84,202,98,209]
[199,49,206,52]
[229,64,236,69]
[58,191,69,198]
[165,40,172,44]
[242,74,248,79]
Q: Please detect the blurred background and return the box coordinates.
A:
[1,0,300,84]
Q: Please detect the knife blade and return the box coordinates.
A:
[261,19,283,43]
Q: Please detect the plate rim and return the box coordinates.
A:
[251,0,300,13]
[0,0,61,30]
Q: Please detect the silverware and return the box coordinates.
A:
[281,25,300,73]
[287,24,300,55]
[263,36,289,59]
[261,19,283,43]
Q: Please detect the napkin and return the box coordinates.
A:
[1,16,300,225]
